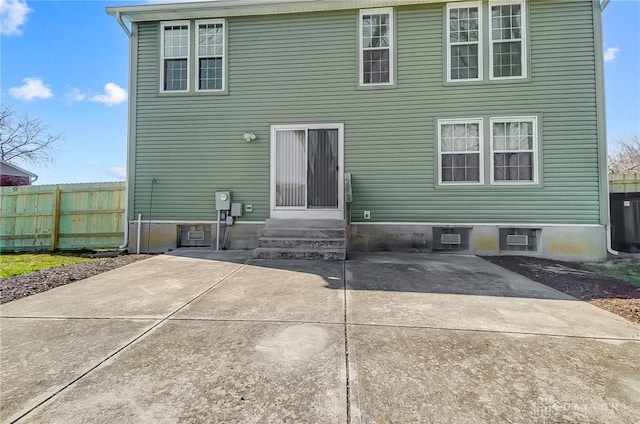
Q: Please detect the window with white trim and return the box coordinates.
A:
[490,0,526,79]
[491,117,537,183]
[360,8,394,86]
[438,119,483,184]
[196,19,225,91]
[446,2,482,82]
[161,21,190,92]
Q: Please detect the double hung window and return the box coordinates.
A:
[446,1,527,82]
[438,119,483,184]
[490,1,526,79]
[360,8,394,86]
[491,117,537,183]
[161,21,190,92]
[160,20,226,93]
[438,117,539,186]
[446,2,482,82]
[197,20,225,91]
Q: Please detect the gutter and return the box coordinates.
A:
[601,0,611,11]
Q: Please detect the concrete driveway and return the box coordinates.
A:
[1,251,638,423]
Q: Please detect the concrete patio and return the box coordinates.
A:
[1,251,639,423]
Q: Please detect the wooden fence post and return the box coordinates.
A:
[50,186,62,251]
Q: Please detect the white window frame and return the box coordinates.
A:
[489,0,527,80]
[446,1,483,83]
[195,19,226,92]
[490,116,539,184]
[437,118,484,186]
[359,8,394,87]
[160,21,190,93]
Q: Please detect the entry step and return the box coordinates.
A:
[253,248,346,261]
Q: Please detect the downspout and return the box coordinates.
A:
[115,12,131,38]
[594,1,618,256]
[115,11,132,249]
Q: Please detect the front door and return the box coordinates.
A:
[270,124,344,219]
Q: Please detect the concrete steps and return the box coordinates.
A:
[254,219,346,261]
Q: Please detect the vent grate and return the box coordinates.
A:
[179,225,212,247]
[500,228,539,251]
[507,234,528,246]
[441,233,461,245]
[188,231,205,241]
[433,228,470,251]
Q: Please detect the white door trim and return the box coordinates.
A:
[270,123,344,219]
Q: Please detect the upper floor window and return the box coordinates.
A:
[359,8,394,86]
[446,2,482,82]
[446,1,528,83]
[490,1,527,79]
[491,117,538,183]
[196,19,225,91]
[161,21,190,92]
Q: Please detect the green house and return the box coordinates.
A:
[107,0,610,261]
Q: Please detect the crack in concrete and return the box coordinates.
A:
[343,259,351,424]
[347,322,640,342]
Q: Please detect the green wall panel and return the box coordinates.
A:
[131,0,602,225]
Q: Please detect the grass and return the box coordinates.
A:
[0,253,94,279]
[585,262,640,288]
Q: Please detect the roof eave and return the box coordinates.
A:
[107,0,460,22]
[0,160,38,178]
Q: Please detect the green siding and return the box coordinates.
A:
[131,0,602,224]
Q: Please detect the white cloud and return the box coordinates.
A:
[66,88,86,102]
[87,160,98,166]
[106,166,126,179]
[89,83,127,106]
[0,0,31,36]
[604,47,620,63]
[9,77,53,100]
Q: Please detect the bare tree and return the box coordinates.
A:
[608,135,640,174]
[0,104,62,166]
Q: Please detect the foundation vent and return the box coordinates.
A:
[433,228,470,251]
[441,233,461,245]
[188,231,205,241]
[500,228,539,251]
[179,225,212,247]
[507,234,528,246]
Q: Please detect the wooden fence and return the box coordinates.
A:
[609,173,640,193]
[0,182,125,252]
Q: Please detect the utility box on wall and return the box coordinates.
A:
[215,191,231,211]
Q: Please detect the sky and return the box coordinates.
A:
[1,0,639,185]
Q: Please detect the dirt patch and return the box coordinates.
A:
[0,254,151,304]
[483,256,640,324]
